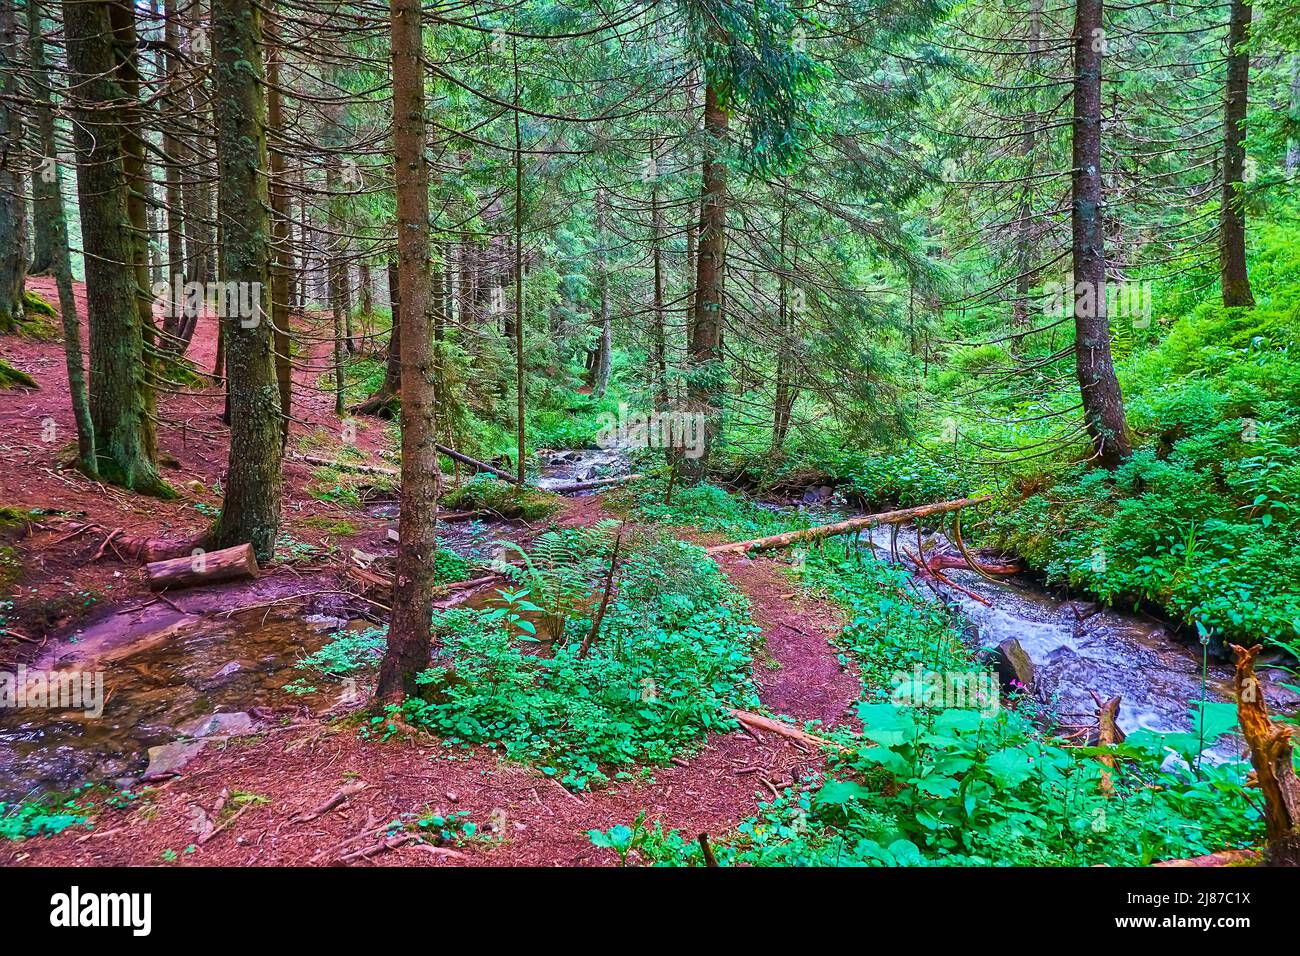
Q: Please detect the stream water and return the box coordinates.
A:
[2,449,1291,803]
[775,502,1297,761]
[0,607,347,803]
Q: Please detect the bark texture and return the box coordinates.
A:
[210,0,283,558]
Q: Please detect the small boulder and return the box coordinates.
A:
[142,740,209,781]
[176,711,259,739]
[988,637,1037,694]
[801,485,834,505]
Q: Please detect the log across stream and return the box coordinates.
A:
[748,494,1299,762]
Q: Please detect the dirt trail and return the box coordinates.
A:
[3,494,861,867]
[2,285,861,866]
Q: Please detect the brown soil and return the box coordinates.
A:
[0,283,862,866]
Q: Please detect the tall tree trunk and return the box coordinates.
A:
[210,0,282,559]
[650,141,668,409]
[681,78,728,481]
[0,0,27,332]
[25,2,58,279]
[64,0,168,494]
[512,43,526,483]
[266,18,293,446]
[1287,55,1300,176]
[107,0,160,463]
[28,0,96,477]
[772,203,795,453]
[591,187,612,396]
[1071,0,1130,470]
[1220,0,1254,307]
[159,0,188,350]
[377,0,439,703]
[1012,0,1043,328]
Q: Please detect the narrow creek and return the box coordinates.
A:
[2,449,1291,803]
[759,493,1297,761]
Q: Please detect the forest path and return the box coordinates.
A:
[3,493,862,867]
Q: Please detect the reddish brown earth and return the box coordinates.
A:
[0,281,861,866]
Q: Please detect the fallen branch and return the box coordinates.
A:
[293,453,398,478]
[577,523,626,660]
[923,552,1022,576]
[706,496,993,556]
[197,801,253,846]
[290,781,368,824]
[434,444,520,484]
[544,474,644,494]
[724,708,850,754]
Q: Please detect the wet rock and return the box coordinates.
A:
[988,637,1037,694]
[142,740,209,781]
[176,711,259,739]
[801,485,834,504]
[303,614,349,632]
[198,660,245,690]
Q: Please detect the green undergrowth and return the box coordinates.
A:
[297,525,762,790]
[441,476,561,521]
[592,483,1263,866]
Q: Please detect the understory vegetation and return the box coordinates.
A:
[597,487,1263,866]
[293,526,761,791]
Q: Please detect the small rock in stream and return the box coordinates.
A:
[987,637,1037,694]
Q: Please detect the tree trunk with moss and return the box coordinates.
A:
[680,78,728,482]
[209,0,282,559]
[64,0,168,494]
[0,0,27,332]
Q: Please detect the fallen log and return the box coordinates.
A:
[1153,848,1261,867]
[146,543,259,591]
[434,444,520,484]
[1231,643,1300,866]
[293,453,398,478]
[705,495,993,556]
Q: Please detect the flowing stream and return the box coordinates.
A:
[2,449,1292,802]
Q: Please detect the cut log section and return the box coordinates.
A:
[146,543,259,591]
[706,495,993,556]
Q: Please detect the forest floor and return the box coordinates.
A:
[0,283,861,866]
